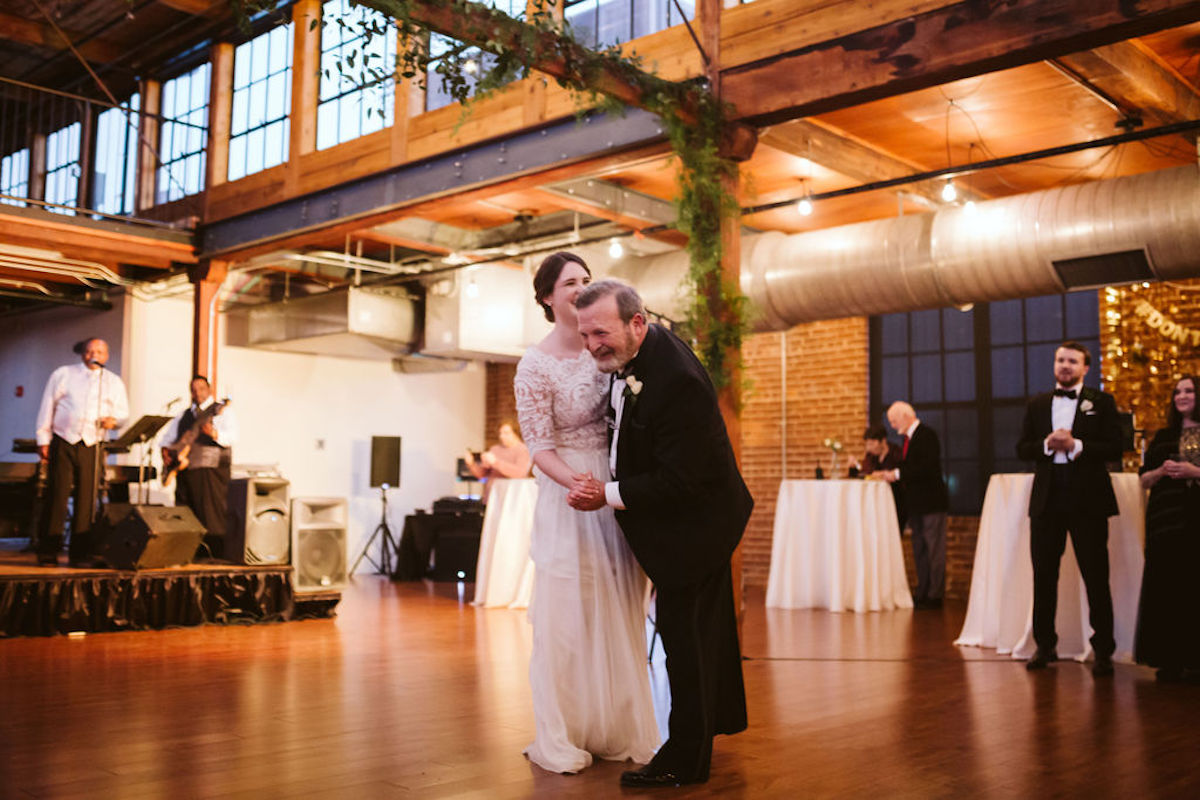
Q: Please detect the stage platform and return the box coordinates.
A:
[0,540,337,638]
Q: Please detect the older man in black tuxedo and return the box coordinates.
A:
[1017,341,1122,676]
[569,279,752,788]
[884,401,949,609]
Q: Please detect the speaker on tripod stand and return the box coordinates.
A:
[350,436,401,576]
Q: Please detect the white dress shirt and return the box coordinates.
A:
[35,362,130,447]
[161,397,239,448]
[1046,382,1085,463]
[604,373,628,510]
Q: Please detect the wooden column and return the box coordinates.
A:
[289,0,321,194]
[391,26,419,163]
[134,78,161,212]
[190,259,228,388]
[205,41,234,198]
[700,0,748,615]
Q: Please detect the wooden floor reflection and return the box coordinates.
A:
[3,577,1199,798]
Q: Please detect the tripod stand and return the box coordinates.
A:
[350,484,399,576]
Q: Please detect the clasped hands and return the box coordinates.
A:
[1045,428,1077,454]
[567,472,606,511]
[1161,459,1200,480]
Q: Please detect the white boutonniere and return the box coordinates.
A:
[1079,398,1094,414]
[623,375,643,404]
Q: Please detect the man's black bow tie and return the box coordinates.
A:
[1053,388,1078,399]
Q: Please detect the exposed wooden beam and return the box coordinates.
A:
[529,188,689,247]
[723,0,1200,125]
[208,140,673,262]
[1054,39,1200,128]
[759,118,990,205]
[0,11,124,63]
[153,0,226,18]
[0,212,196,269]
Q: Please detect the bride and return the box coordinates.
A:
[514,251,660,773]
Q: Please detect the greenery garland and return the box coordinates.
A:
[236,0,748,390]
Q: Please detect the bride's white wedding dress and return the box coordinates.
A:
[514,347,660,774]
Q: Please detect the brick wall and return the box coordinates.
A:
[484,362,519,445]
[740,319,870,588]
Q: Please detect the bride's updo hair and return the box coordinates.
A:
[533,251,590,322]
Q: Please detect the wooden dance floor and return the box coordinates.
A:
[2,576,1199,798]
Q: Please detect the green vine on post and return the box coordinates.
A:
[233,0,750,390]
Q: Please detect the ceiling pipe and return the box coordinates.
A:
[613,164,1200,330]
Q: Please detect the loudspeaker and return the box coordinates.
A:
[370,436,401,488]
[428,510,483,581]
[227,477,290,565]
[291,497,348,591]
[98,503,206,570]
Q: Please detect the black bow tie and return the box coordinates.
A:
[1053,388,1078,399]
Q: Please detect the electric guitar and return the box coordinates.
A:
[162,399,230,488]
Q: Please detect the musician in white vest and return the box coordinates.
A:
[161,375,238,559]
[35,337,129,566]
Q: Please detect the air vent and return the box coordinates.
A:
[1051,249,1155,290]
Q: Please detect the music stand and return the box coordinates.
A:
[108,415,173,504]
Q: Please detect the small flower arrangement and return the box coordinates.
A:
[623,374,643,405]
[823,437,844,477]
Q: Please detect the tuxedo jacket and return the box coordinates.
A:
[613,324,754,588]
[899,424,949,515]
[1015,386,1122,518]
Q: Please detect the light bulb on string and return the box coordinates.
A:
[796,196,813,216]
[609,238,624,259]
[941,179,958,203]
[464,58,479,75]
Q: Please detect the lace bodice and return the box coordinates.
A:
[514,348,609,454]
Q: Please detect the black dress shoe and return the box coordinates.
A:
[1026,650,1058,670]
[620,766,694,788]
[1092,655,1114,677]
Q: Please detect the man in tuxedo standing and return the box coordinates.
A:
[884,401,949,609]
[1016,341,1122,676]
[569,279,752,788]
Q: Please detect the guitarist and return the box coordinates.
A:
[161,376,238,559]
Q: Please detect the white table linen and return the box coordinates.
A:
[471,478,537,609]
[766,480,914,612]
[955,473,1145,662]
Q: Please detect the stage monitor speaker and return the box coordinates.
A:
[227,477,290,565]
[370,436,401,488]
[98,503,206,570]
[291,497,348,591]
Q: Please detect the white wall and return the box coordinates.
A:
[2,291,486,563]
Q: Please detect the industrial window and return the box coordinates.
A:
[230,23,293,180]
[157,63,211,204]
[0,148,29,206]
[564,0,694,49]
[870,290,1101,514]
[425,0,523,112]
[94,94,140,216]
[318,0,395,149]
[44,122,82,215]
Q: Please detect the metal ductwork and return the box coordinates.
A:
[614,165,1200,330]
[226,285,421,360]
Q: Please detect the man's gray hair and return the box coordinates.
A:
[576,279,644,323]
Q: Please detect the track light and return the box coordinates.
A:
[608,238,624,259]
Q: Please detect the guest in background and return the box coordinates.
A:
[1135,375,1200,682]
[883,402,948,609]
[1016,342,1122,676]
[34,337,129,566]
[161,376,237,559]
[464,420,532,501]
[852,425,906,532]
